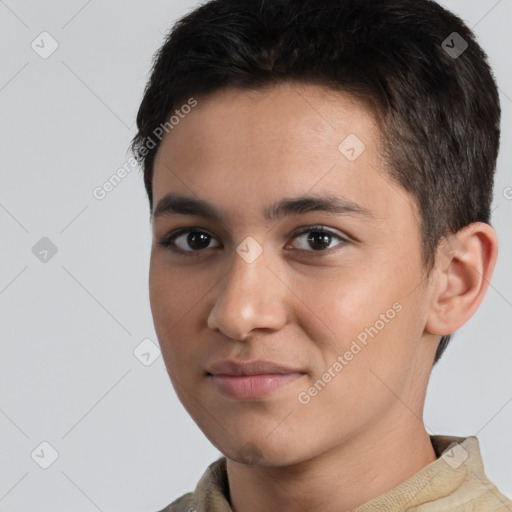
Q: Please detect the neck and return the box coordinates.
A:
[226,416,437,512]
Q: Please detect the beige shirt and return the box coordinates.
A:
[157,435,512,511]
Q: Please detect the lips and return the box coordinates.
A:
[207,359,302,376]
[207,359,305,398]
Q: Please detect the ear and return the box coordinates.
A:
[424,222,498,336]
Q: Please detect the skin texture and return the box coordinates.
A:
[149,82,498,512]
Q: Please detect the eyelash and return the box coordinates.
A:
[157,225,349,257]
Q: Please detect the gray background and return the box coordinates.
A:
[0,1,511,510]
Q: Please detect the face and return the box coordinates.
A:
[149,82,437,466]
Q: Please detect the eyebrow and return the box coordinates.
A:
[152,193,374,223]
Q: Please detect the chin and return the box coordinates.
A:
[219,436,313,468]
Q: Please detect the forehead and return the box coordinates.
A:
[152,82,416,227]
[156,82,377,165]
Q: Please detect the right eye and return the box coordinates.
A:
[157,228,222,254]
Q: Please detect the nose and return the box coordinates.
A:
[207,246,288,340]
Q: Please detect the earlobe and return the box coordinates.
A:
[424,222,498,336]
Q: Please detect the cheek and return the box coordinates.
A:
[289,257,425,369]
[149,255,206,331]
[287,266,398,344]
[149,260,199,365]
[148,256,223,375]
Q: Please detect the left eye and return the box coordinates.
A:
[289,226,348,252]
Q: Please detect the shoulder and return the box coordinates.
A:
[461,479,512,511]
[453,486,512,511]
[155,491,196,512]
[432,435,512,511]
[154,456,229,512]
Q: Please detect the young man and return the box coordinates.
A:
[131,0,511,510]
